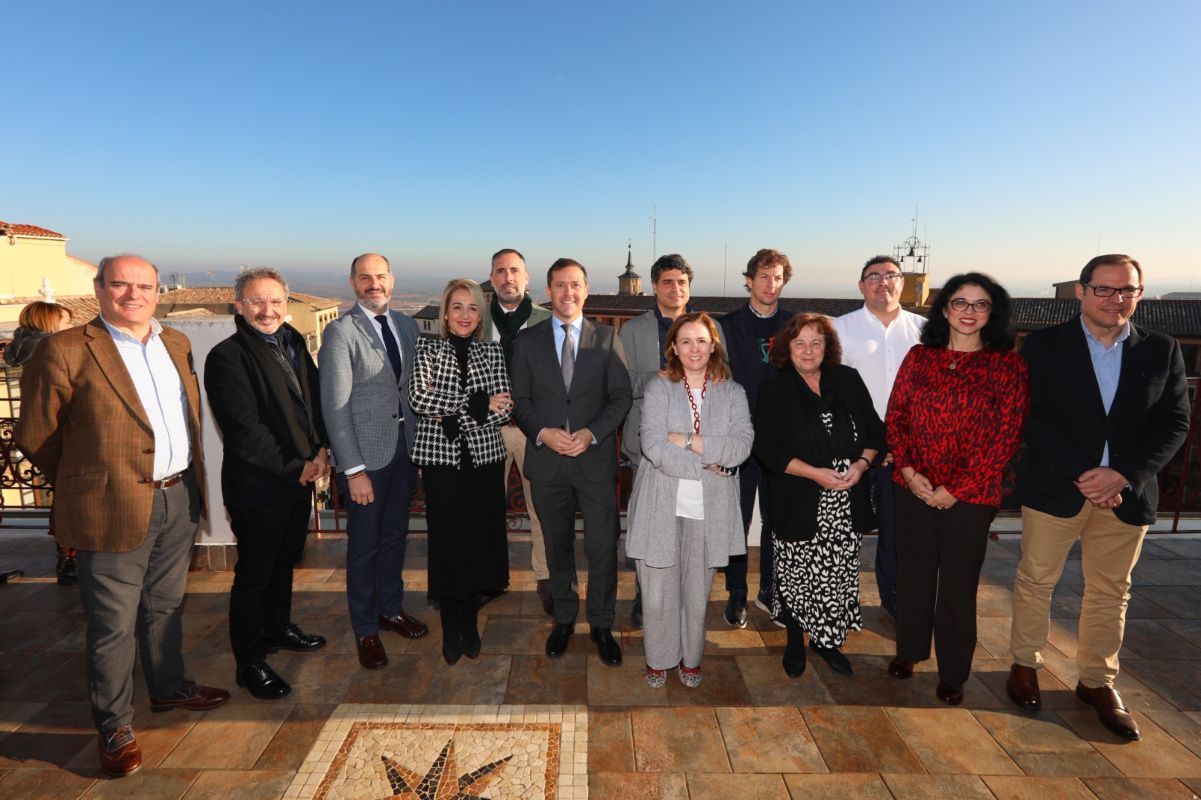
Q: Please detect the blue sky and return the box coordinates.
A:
[5,1,1199,297]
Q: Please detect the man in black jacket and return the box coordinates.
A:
[719,248,794,629]
[205,267,330,699]
[1006,254,1190,740]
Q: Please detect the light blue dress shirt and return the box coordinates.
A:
[1081,316,1130,467]
[101,316,192,479]
[551,314,582,365]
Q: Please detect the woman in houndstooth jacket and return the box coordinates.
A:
[410,279,512,665]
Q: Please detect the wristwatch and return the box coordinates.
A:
[685,432,694,451]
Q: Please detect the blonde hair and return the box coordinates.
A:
[19,301,73,333]
[438,278,487,340]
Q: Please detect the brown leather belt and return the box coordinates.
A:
[147,470,187,489]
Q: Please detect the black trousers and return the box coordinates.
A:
[894,488,995,686]
[228,488,311,666]
[725,455,772,599]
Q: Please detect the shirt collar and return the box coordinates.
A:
[1080,315,1131,349]
[100,315,163,344]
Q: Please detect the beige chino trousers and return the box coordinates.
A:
[501,424,548,581]
[1010,503,1148,688]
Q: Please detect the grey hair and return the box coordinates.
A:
[95,254,161,287]
[234,267,289,300]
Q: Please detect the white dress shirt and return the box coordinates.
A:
[833,304,926,419]
[101,316,192,480]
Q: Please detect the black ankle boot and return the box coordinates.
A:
[783,621,806,678]
[461,595,482,659]
[439,604,462,665]
[810,642,853,676]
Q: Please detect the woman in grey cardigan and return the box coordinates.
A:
[626,312,754,688]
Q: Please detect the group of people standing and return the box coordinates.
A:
[9,246,1189,778]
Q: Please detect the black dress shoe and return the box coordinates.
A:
[888,657,915,679]
[264,623,327,654]
[723,595,748,629]
[936,681,964,705]
[590,627,623,666]
[546,623,573,657]
[236,660,291,700]
[810,642,853,676]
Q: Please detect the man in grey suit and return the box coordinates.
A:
[618,253,693,629]
[481,248,554,615]
[319,253,429,671]
[511,258,633,665]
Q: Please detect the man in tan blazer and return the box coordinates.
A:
[16,254,229,778]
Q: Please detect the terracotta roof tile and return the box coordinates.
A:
[0,220,66,239]
[157,287,340,310]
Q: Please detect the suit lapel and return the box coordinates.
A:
[347,305,390,374]
[83,320,153,433]
[1062,318,1107,418]
[1109,324,1144,420]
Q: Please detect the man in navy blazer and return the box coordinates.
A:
[719,248,794,629]
[319,253,429,672]
[511,258,632,665]
[1007,254,1190,741]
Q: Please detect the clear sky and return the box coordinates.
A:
[5,0,1199,298]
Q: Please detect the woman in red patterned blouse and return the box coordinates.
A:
[885,272,1028,705]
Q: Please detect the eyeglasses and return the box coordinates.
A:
[243,297,287,309]
[1083,284,1144,299]
[948,298,993,313]
[862,272,903,284]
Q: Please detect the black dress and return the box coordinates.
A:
[422,334,509,601]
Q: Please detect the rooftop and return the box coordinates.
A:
[157,287,341,310]
[0,221,66,240]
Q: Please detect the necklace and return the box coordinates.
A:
[682,374,708,433]
[946,346,982,371]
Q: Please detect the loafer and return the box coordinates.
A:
[150,680,231,713]
[264,623,327,653]
[357,634,388,670]
[545,623,573,658]
[236,660,292,700]
[379,611,429,640]
[1006,664,1041,711]
[536,579,554,617]
[723,595,748,629]
[1076,682,1140,740]
[888,657,915,679]
[590,627,623,666]
[629,590,643,631]
[99,725,142,777]
[936,681,964,705]
[783,655,806,679]
[810,642,853,676]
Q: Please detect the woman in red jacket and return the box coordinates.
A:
[885,272,1028,705]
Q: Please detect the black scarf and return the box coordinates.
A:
[490,293,532,364]
[234,316,322,459]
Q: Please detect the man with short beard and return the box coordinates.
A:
[205,267,329,701]
[482,249,553,614]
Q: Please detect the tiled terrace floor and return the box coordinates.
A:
[2,527,1201,798]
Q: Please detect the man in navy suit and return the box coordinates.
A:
[510,258,632,666]
[1006,254,1190,741]
[719,248,794,629]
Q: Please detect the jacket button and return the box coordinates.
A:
[143,448,155,454]
[392,414,399,419]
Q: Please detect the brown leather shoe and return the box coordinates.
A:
[99,725,142,777]
[150,680,231,713]
[936,681,964,705]
[1006,664,1041,711]
[1075,682,1140,740]
[536,579,554,617]
[357,634,388,669]
[888,657,915,679]
[378,611,429,640]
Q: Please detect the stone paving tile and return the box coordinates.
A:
[1130,587,1198,619]
[1057,708,1201,778]
[339,654,437,705]
[881,773,996,798]
[0,766,101,800]
[588,771,688,798]
[715,706,827,774]
[1142,709,1201,759]
[181,768,297,799]
[783,772,893,799]
[734,654,835,706]
[973,709,1121,777]
[1133,559,1201,587]
[483,616,566,655]
[1081,776,1200,799]
[64,696,201,771]
[268,652,353,705]
[1122,620,1201,660]
[1123,658,1201,711]
[663,655,751,706]
[0,701,45,733]
[253,703,335,771]
[504,654,589,705]
[1159,619,1201,650]
[422,654,512,705]
[587,708,634,773]
[82,768,200,799]
[6,611,84,653]
[982,775,1100,799]
[885,707,1022,775]
[587,656,670,707]
[686,772,791,799]
[160,701,293,770]
[974,657,1082,710]
[0,701,96,770]
[179,612,227,654]
[630,707,729,773]
[0,652,88,703]
[801,705,924,773]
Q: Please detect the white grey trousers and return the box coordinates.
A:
[635,517,716,671]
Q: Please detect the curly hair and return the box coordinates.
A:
[743,248,793,286]
[660,312,731,383]
[920,272,1014,351]
[768,313,842,369]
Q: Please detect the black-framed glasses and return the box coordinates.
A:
[862,272,903,284]
[1083,284,1144,299]
[949,298,992,313]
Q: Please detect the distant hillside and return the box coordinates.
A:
[167,270,445,315]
